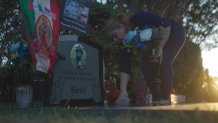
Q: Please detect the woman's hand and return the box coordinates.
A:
[154,26,170,64]
[155,47,163,64]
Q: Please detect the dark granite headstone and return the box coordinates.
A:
[50,35,103,106]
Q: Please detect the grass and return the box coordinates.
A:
[1,105,218,123]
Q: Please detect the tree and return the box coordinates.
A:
[0,0,20,66]
[0,0,32,102]
[183,0,218,49]
[173,40,207,102]
[103,0,218,48]
[113,0,192,20]
[202,69,218,102]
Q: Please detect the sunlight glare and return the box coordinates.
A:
[202,48,218,77]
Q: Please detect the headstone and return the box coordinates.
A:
[50,35,103,105]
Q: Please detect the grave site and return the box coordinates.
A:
[1,0,218,122]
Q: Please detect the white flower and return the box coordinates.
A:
[123,4,128,8]
[195,9,200,14]
[139,28,152,42]
[113,4,118,9]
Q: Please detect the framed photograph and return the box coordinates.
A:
[61,0,90,34]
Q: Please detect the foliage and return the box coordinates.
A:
[173,41,204,101]
[0,0,20,66]
[173,40,218,102]
[110,0,192,20]
[183,0,218,49]
[105,0,218,49]
[0,0,34,102]
[89,2,120,77]
[201,70,218,102]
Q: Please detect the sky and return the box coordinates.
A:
[202,48,218,77]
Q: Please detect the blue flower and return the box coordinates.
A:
[123,31,137,43]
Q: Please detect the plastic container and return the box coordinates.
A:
[16,84,33,108]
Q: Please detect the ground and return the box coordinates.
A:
[1,103,218,123]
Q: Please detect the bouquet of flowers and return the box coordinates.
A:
[121,26,167,66]
[104,76,119,103]
[122,26,166,50]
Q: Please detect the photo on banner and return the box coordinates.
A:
[60,0,90,34]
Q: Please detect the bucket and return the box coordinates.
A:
[16,84,33,108]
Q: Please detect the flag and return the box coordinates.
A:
[19,0,60,74]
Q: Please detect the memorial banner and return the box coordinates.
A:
[60,0,90,34]
[19,0,60,74]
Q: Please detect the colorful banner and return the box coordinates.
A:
[19,0,60,74]
[60,0,90,34]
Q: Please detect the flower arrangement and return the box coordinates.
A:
[104,76,119,103]
[122,26,166,49]
[121,26,167,67]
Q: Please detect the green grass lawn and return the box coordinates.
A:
[1,105,218,123]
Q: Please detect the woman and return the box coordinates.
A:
[105,11,185,106]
